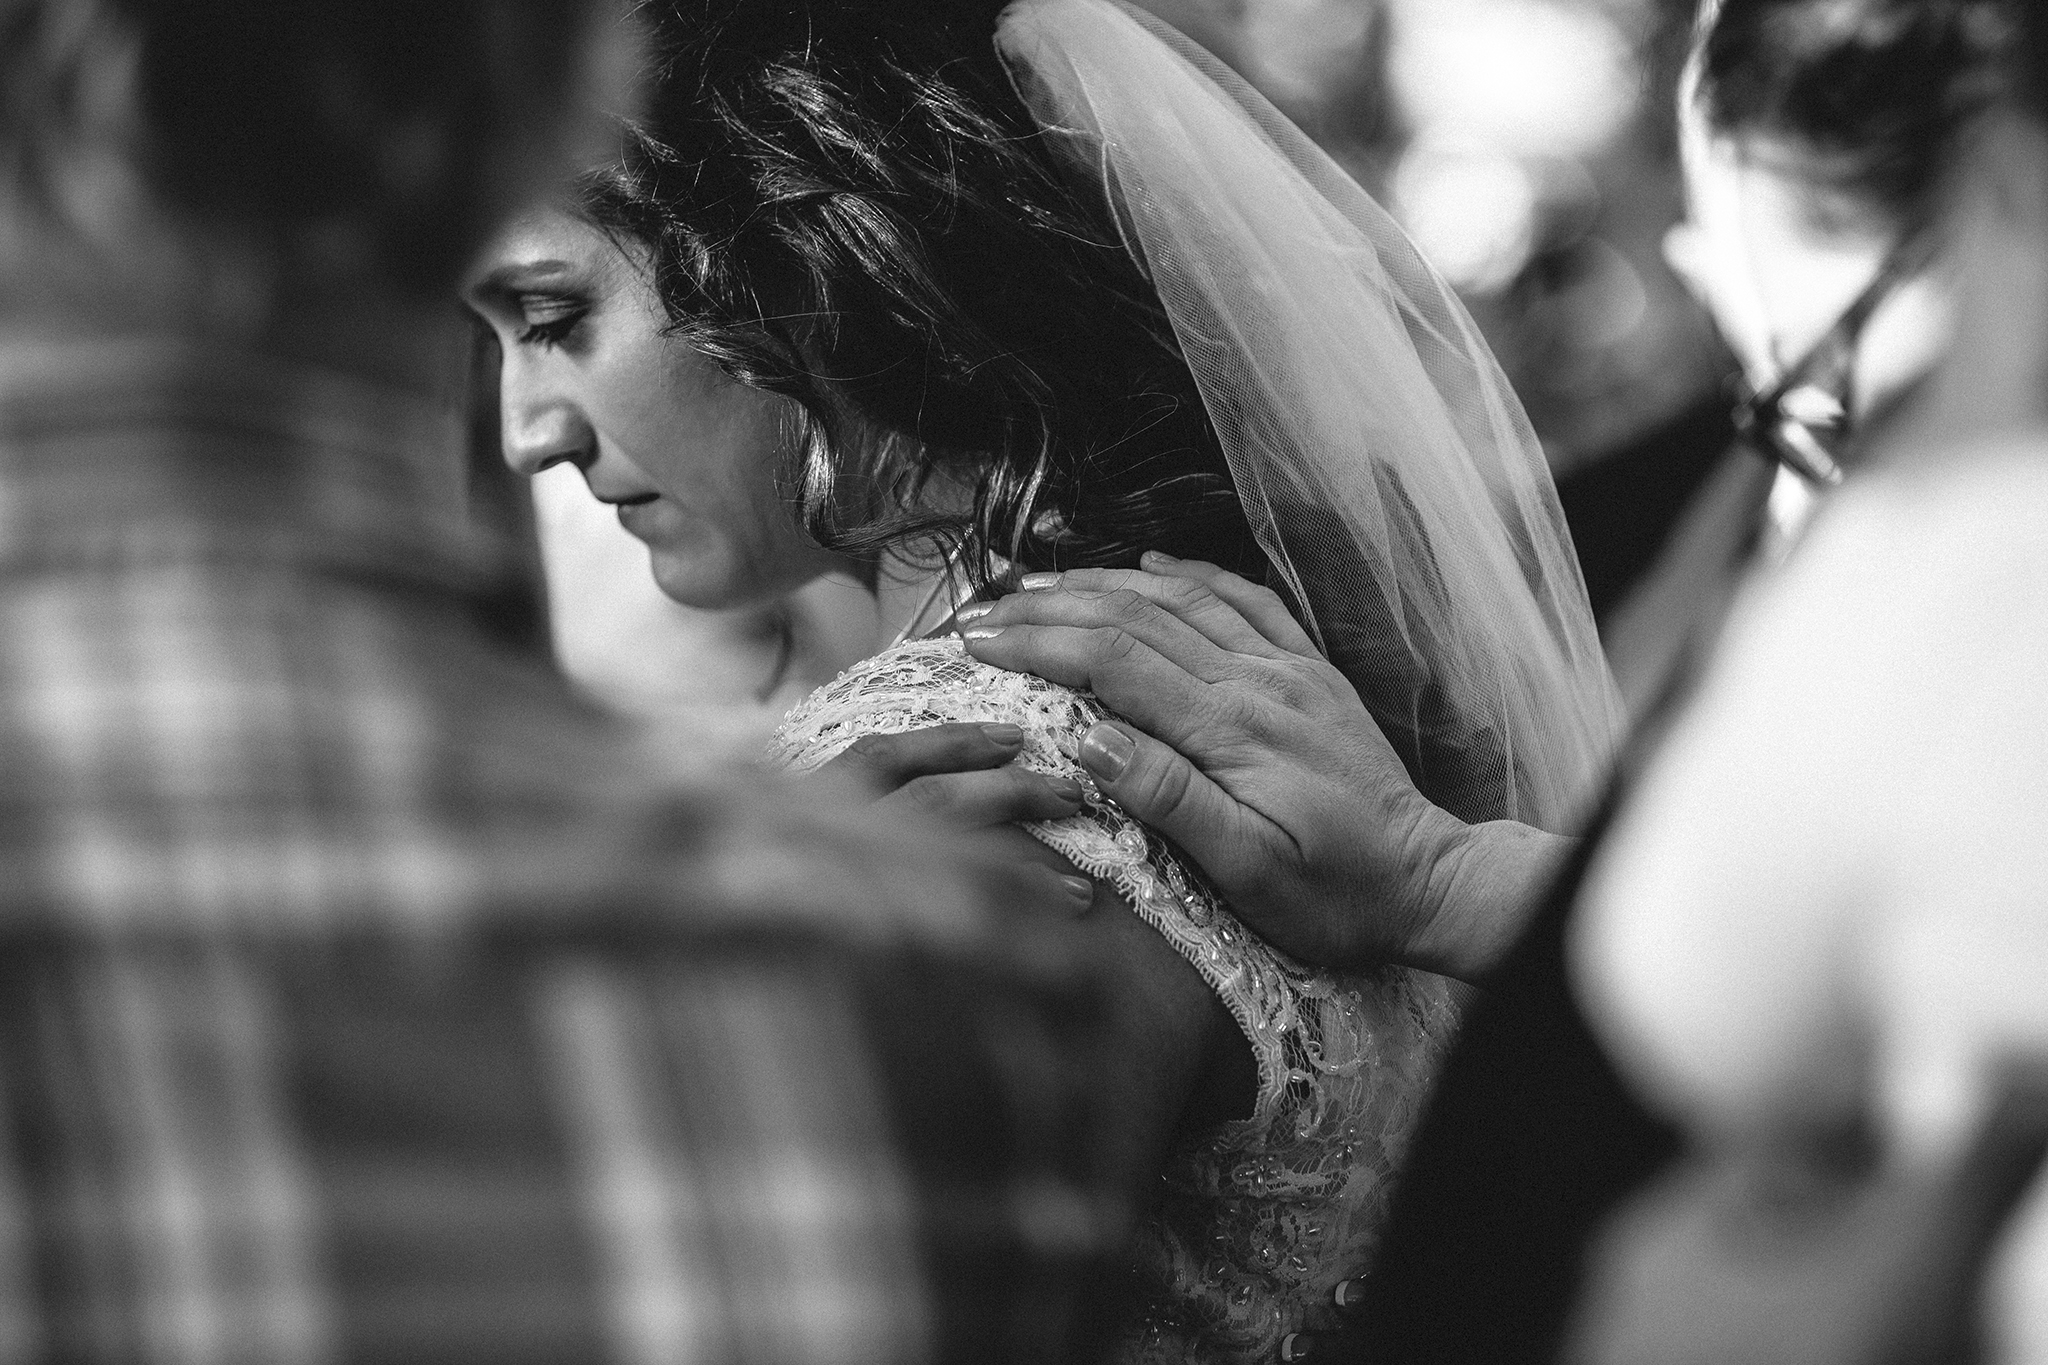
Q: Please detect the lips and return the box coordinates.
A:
[614,496,670,541]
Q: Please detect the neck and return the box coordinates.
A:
[871,551,967,650]
[726,553,955,715]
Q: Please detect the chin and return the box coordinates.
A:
[647,543,804,613]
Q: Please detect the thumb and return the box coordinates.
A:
[1077,720,1249,871]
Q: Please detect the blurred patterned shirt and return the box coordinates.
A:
[0,335,1121,1365]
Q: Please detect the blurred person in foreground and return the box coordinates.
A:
[917,0,2013,1359]
[0,2,1130,1362]
[1567,0,2048,1355]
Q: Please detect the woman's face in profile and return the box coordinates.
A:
[464,208,845,610]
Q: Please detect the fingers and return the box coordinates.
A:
[957,562,1327,734]
[878,765,1086,831]
[822,722,1031,796]
[964,574,1249,681]
[946,824,1103,936]
[968,559,1316,664]
[1071,719,1264,885]
[961,622,1222,750]
[1137,551,1322,657]
[977,857,1100,922]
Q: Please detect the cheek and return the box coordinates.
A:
[664,382,798,534]
[647,393,827,604]
[727,404,827,567]
[694,376,809,536]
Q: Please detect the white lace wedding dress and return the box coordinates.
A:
[772,636,1458,1363]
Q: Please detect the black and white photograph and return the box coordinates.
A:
[1,0,2043,1360]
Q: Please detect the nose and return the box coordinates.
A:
[499,370,596,480]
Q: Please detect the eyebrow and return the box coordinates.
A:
[466,259,580,299]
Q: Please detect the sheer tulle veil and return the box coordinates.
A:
[995,0,1624,831]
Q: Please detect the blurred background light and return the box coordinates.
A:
[1553,235,1652,350]
[1391,138,1542,293]
[1387,0,1642,159]
[1241,0,1382,106]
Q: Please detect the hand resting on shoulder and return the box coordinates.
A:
[938,554,1577,982]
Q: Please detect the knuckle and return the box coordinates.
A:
[1228,656,1328,713]
[1103,587,1153,625]
[1132,750,1196,821]
[896,774,955,819]
[1263,667,1324,713]
[1092,625,1143,665]
[1210,685,1268,739]
[993,765,1036,802]
[1159,576,1212,612]
[1010,775,1067,818]
[1241,700,1305,750]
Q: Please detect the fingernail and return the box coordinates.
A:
[962,626,1002,641]
[1059,874,1094,908]
[1019,571,1062,591]
[1141,549,1180,566]
[1332,1277,1367,1312]
[955,602,994,623]
[1078,723,1134,781]
[1279,1334,1315,1361]
[1046,775,1084,802]
[980,723,1024,746]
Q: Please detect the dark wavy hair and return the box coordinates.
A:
[579,0,1263,591]
[1700,0,2014,227]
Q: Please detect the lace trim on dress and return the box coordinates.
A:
[772,638,1458,1363]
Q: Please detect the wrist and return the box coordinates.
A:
[1404,815,1570,984]
[1366,799,1470,974]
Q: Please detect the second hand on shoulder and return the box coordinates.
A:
[956,553,1574,982]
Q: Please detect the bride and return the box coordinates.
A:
[464,0,1620,1357]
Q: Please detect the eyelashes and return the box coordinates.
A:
[517,314,582,348]
[514,294,588,349]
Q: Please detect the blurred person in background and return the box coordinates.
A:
[937,0,2013,1359]
[1570,0,2048,1356]
[0,1,1132,1361]
[1602,0,2001,711]
[465,0,1623,1356]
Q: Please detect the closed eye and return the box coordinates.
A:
[517,313,581,349]
[513,294,588,350]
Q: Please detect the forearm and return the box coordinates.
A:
[1404,815,1576,984]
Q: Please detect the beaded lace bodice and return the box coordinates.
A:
[771,638,1457,1363]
